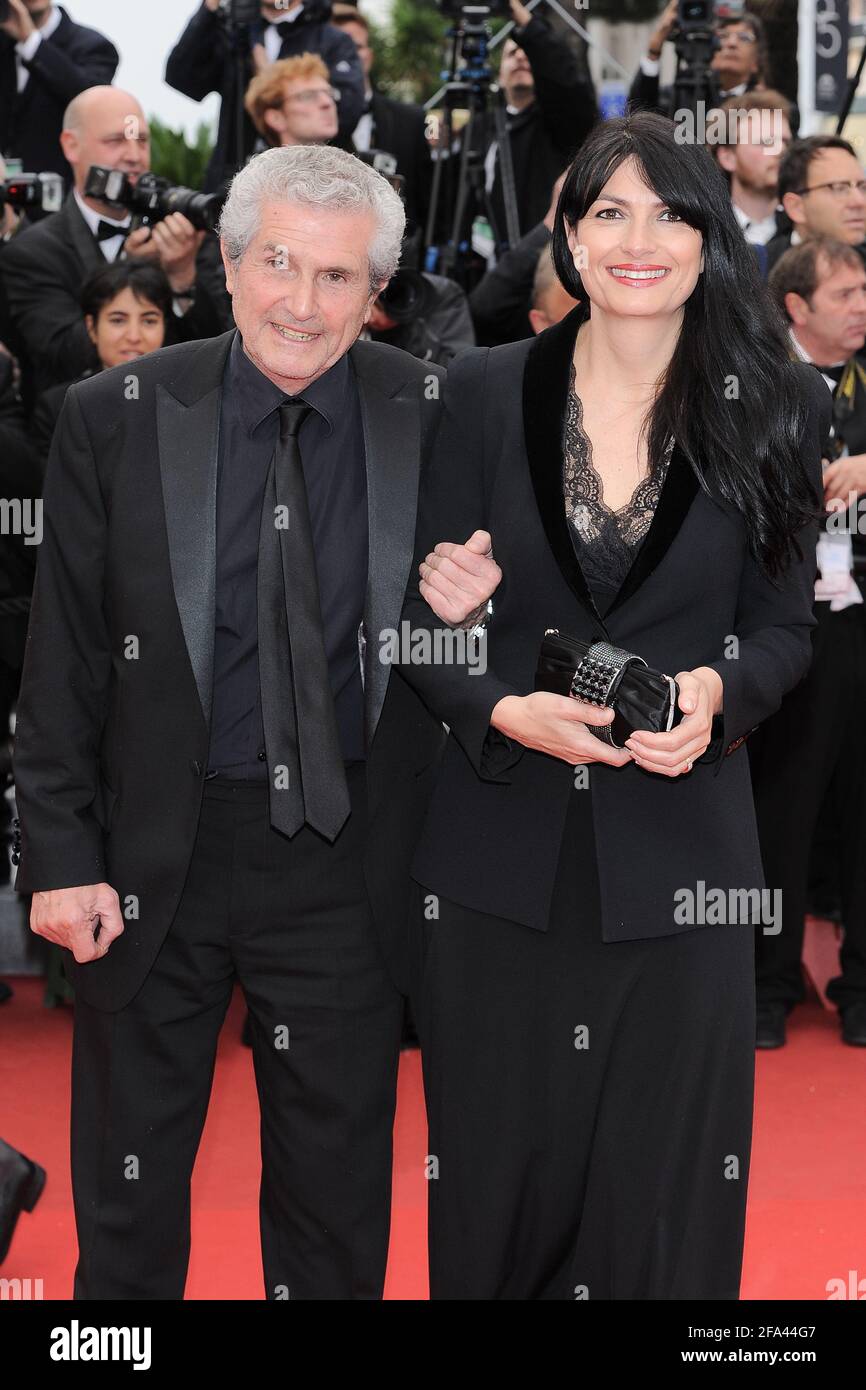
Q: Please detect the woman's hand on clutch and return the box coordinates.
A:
[624,667,723,776]
[490,692,634,767]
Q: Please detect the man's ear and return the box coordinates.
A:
[784,290,808,329]
[781,190,806,228]
[59,129,77,168]
[362,282,388,324]
[220,239,236,294]
[263,106,288,143]
[715,146,736,177]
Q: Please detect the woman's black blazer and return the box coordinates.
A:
[396,305,832,942]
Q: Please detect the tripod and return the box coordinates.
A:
[424,7,521,288]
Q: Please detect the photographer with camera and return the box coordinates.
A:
[629,1,765,118]
[0,86,227,394]
[245,52,340,147]
[330,5,432,233]
[0,1,118,186]
[165,1,364,192]
[484,0,597,240]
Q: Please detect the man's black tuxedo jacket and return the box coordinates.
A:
[0,193,226,394]
[0,6,118,184]
[355,92,432,233]
[398,306,831,943]
[13,330,446,1010]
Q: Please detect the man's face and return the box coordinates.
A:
[267,75,339,146]
[341,20,373,79]
[499,39,534,103]
[711,21,760,86]
[718,113,791,194]
[61,94,150,193]
[261,2,301,20]
[222,200,384,393]
[784,148,866,245]
[792,258,866,360]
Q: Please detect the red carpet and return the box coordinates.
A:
[2,978,864,1300]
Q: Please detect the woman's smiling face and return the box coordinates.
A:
[566,156,705,320]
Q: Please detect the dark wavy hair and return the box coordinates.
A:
[551,110,819,578]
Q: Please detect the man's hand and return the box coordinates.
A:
[823,453,866,507]
[491,691,632,767]
[624,666,723,776]
[0,0,37,43]
[30,883,125,963]
[420,529,502,626]
[647,0,678,57]
[125,213,205,293]
[251,42,269,74]
[509,0,534,29]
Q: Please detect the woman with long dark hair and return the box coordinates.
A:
[397,111,831,1300]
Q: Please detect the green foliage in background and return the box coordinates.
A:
[147,115,214,188]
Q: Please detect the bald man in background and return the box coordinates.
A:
[527,244,578,335]
[0,85,226,394]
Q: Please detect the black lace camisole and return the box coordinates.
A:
[562,360,674,616]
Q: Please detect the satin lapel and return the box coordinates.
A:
[350,341,421,744]
[156,330,235,727]
[522,305,600,624]
[523,305,701,625]
[66,196,108,278]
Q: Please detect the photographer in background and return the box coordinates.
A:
[330,5,432,233]
[245,52,339,147]
[166,0,364,192]
[0,85,226,394]
[0,0,118,187]
[365,260,475,367]
[629,2,765,118]
[763,136,866,278]
[750,237,866,1049]
[484,0,597,241]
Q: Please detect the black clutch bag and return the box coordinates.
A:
[535,628,684,748]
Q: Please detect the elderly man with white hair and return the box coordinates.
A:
[12,143,499,1300]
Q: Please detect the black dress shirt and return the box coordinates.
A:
[207,331,368,778]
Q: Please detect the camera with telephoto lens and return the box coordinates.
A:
[676,0,745,32]
[84,166,226,233]
[0,172,64,216]
[353,151,434,326]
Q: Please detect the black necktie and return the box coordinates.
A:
[257,399,351,841]
[96,219,128,243]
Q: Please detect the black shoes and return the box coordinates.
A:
[840,1000,866,1046]
[756,1001,787,1049]
[0,1139,46,1264]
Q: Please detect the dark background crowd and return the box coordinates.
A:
[1,0,865,1059]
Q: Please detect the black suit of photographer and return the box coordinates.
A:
[0,5,118,186]
[0,192,226,394]
[165,1,365,192]
[486,16,598,242]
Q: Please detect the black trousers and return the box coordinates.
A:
[70,763,404,1299]
[751,600,866,1012]
[414,784,755,1301]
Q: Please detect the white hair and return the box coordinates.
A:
[218,145,406,290]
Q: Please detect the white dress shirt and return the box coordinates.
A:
[15,3,62,93]
[263,5,304,62]
[73,187,131,264]
[732,202,778,246]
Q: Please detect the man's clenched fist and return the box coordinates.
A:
[30,884,125,963]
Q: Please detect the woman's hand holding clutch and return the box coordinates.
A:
[490,692,634,768]
[624,667,723,776]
